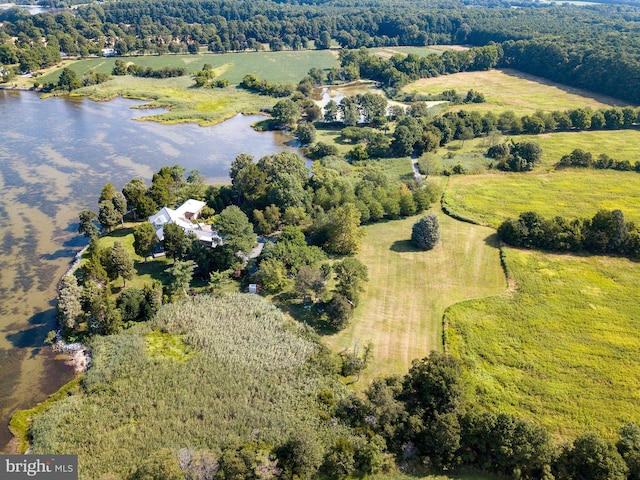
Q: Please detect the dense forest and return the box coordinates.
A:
[1,0,640,102]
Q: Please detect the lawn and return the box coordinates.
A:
[404,69,630,115]
[445,247,640,440]
[324,204,506,385]
[442,169,640,227]
[85,226,172,290]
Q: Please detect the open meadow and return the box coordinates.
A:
[404,68,629,115]
[33,50,339,125]
[431,129,640,170]
[442,169,640,227]
[445,247,640,440]
[39,50,339,85]
[324,205,506,384]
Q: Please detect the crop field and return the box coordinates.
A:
[39,50,339,86]
[404,69,629,115]
[442,169,640,227]
[324,206,506,384]
[445,248,640,440]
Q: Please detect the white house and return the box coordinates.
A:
[149,199,222,248]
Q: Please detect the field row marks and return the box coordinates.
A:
[405,68,630,115]
[445,248,640,440]
[324,208,506,385]
[443,169,640,228]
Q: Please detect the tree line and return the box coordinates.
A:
[498,209,640,258]
[2,0,640,103]
[557,149,640,173]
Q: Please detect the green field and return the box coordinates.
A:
[325,203,507,384]
[35,50,339,125]
[404,68,630,115]
[73,75,271,125]
[442,169,640,227]
[372,46,447,58]
[40,50,339,85]
[445,247,640,440]
[435,129,640,169]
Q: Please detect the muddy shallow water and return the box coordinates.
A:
[0,90,300,451]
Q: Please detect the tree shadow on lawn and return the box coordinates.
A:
[390,239,422,253]
[483,232,501,248]
[109,227,135,238]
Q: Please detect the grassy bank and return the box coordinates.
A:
[9,378,82,454]
[445,248,640,440]
[442,169,640,227]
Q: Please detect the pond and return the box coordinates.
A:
[0,90,301,451]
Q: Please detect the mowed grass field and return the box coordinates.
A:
[442,169,640,227]
[324,206,506,384]
[445,247,640,440]
[404,68,629,115]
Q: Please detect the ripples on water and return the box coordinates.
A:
[0,90,300,451]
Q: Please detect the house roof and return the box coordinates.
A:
[175,199,206,217]
[149,199,220,247]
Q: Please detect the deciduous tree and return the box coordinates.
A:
[411,214,440,250]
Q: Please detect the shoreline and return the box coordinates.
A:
[6,245,90,454]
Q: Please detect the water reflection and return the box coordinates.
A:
[0,90,301,451]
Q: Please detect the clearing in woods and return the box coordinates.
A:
[404,68,630,115]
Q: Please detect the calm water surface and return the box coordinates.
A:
[0,90,300,451]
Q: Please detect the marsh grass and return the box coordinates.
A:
[445,248,640,440]
[29,294,349,479]
[9,378,82,454]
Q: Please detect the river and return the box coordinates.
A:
[0,90,300,452]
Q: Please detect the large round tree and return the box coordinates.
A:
[411,213,440,250]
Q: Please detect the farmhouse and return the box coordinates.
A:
[149,199,222,248]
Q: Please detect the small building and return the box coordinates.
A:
[101,48,116,57]
[149,199,222,248]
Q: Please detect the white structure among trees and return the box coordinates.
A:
[149,199,222,248]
